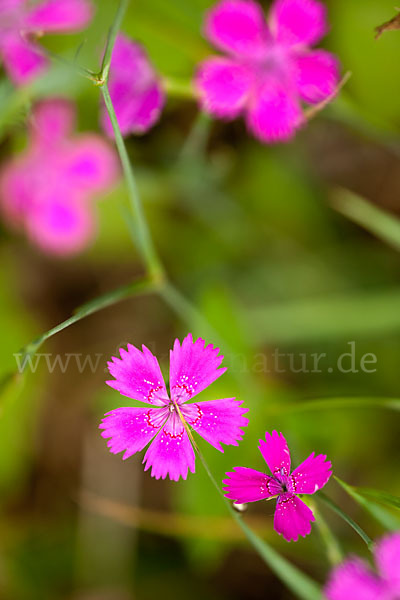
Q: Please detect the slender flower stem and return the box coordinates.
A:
[96,0,164,281]
[100,82,165,282]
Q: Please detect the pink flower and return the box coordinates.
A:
[0,98,118,256]
[325,532,400,600]
[0,0,94,85]
[223,430,332,541]
[100,334,249,481]
[195,0,340,143]
[101,33,165,138]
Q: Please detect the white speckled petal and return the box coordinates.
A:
[169,334,226,403]
[181,398,249,451]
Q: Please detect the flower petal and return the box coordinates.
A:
[0,159,33,227]
[246,78,302,143]
[61,135,119,194]
[26,191,95,256]
[143,412,195,481]
[0,32,47,85]
[290,452,332,495]
[270,0,328,47]
[24,0,94,32]
[294,50,340,104]
[169,334,226,403]
[99,406,168,460]
[258,431,291,477]
[195,57,253,119]
[375,532,400,592]
[204,0,269,58]
[107,343,169,406]
[101,34,164,138]
[274,493,315,542]
[31,99,76,148]
[325,559,385,600]
[223,467,281,503]
[182,398,248,451]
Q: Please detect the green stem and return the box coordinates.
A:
[100,82,165,282]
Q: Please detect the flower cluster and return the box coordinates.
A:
[195,0,340,142]
[100,333,333,546]
[0,98,118,255]
[0,0,341,256]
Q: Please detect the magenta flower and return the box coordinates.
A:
[101,33,165,138]
[325,532,400,600]
[195,0,340,143]
[223,430,332,541]
[0,0,94,85]
[100,334,249,481]
[0,98,118,256]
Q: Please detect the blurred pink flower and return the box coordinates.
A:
[0,98,118,256]
[325,532,400,600]
[100,333,249,481]
[101,33,165,138]
[195,0,340,143]
[223,430,332,541]
[0,0,94,85]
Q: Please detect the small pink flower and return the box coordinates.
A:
[195,0,340,143]
[0,0,94,85]
[325,532,400,600]
[223,430,332,541]
[101,33,165,138]
[0,98,118,256]
[100,334,249,481]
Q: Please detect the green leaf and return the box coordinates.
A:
[317,492,373,550]
[246,288,400,344]
[267,397,400,415]
[355,488,400,512]
[335,477,400,531]
[332,189,400,252]
[13,277,156,376]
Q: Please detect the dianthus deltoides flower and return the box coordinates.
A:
[0,98,118,255]
[195,0,340,143]
[100,334,249,481]
[0,0,94,85]
[325,531,400,600]
[223,431,332,541]
[101,33,165,138]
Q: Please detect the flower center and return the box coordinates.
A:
[249,42,293,88]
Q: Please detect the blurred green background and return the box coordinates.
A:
[1,0,400,598]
